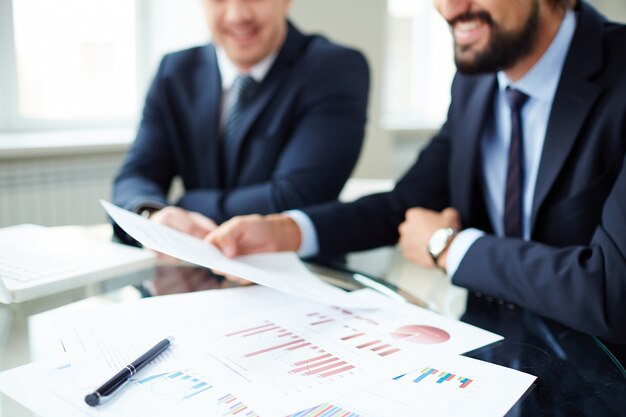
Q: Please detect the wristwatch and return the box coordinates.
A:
[428,227,458,267]
[138,207,159,219]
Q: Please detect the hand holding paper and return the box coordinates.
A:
[101,201,368,308]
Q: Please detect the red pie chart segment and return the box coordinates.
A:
[390,325,450,344]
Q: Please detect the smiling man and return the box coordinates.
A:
[112,0,369,244]
[208,0,626,343]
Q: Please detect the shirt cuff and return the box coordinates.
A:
[446,228,485,277]
[284,210,320,258]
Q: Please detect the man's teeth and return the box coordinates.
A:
[456,21,481,32]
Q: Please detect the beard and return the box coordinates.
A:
[453,0,541,74]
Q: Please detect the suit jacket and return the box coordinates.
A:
[113,22,369,237]
[305,2,626,341]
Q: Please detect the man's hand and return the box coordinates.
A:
[398,207,461,270]
[150,206,217,238]
[206,214,301,258]
[149,206,217,262]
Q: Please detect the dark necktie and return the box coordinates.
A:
[222,75,257,178]
[504,87,529,238]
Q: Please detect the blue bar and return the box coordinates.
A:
[184,386,212,399]
[191,378,199,382]
[437,373,451,383]
[192,382,207,389]
[321,406,340,417]
[413,372,431,384]
[393,373,406,380]
[169,371,184,379]
[181,375,192,380]
[138,372,168,384]
[56,363,71,370]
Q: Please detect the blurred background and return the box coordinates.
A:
[1,0,624,228]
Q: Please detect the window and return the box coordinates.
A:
[0,0,208,132]
[383,0,456,131]
[8,0,137,128]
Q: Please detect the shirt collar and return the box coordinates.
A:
[216,47,278,90]
[497,8,576,101]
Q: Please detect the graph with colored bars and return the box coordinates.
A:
[308,311,402,358]
[132,370,258,415]
[224,320,356,379]
[398,367,474,389]
[289,403,360,417]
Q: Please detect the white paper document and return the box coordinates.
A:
[55,286,300,371]
[290,355,536,417]
[101,200,367,308]
[173,289,503,416]
[0,353,533,417]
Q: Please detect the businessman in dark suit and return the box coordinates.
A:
[112,0,368,244]
[208,0,626,342]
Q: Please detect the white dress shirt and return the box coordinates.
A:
[216,47,277,130]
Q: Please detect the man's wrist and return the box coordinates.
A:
[138,207,160,219]
[428,227,459,272]
[265,214,302,252]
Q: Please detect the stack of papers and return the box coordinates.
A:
[0,204,536,416]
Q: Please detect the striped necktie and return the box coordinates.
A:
[504,87,529,238]
[222,75,257,177]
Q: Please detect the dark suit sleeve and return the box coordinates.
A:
[452,154,626,341]
[176,49,369,223]
[113,56,175,212]
[303,119,453,258]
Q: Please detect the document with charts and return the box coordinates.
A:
[290,355,536,417]
[173,290,503,416]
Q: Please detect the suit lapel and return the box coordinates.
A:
[453,75,497,225]
[224,22,307,186]
[195,45,222,186]
[530,3,605,230]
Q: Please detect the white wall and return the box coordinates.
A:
[289,0,392,179]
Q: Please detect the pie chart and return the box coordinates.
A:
[390,325,450,344]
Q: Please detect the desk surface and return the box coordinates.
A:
[0,246,624,416]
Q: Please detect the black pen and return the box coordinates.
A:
[84,336,174,406]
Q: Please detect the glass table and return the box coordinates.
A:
[0,251,624,416]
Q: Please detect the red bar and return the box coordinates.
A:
[278,332,293,338]
[460,379,473,388]
[312,405,334,417]
[242,326,280,337]
[293,353,332,366]
[310,319,334,326]
[286,342,311,351]
[356,340,381,349]
[291,357,339,373]
[225,323,274,337]
[378,348,401,357]
[233,406,247,415]
[244,339,305,357]
[340,332,364,341]
[370,344,391,352]
[320,365,355,378]
[226,397,236,403]
[304,361,347,375]
[307,312,319,317]
[446,374,456,381]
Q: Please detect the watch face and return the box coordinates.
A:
[429,228,452,257]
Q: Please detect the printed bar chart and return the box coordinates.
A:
[289,402,360,417]
[406,367,474,389]
[224,321,358,379]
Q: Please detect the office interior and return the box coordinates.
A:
[0,0,625,416]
